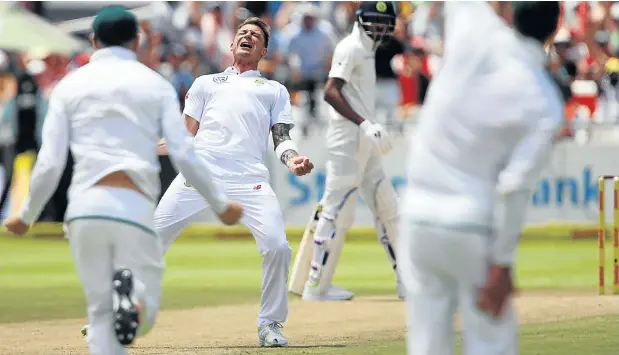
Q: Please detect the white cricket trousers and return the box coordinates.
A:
[310,119,400,290]
[154,174,291,327]
[398,217,518,355]
[65,186,164,355]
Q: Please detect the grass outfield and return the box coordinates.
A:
[0,237,609,323]
[257,317,619,355]
[1,237,617,354]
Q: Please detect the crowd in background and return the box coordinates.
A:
[2,1,619,221]
[0,1,432,141]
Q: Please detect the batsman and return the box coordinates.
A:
[290,1,404,301]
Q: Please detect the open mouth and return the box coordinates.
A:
[240,42,253,49]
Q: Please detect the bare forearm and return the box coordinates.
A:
[185,115,199,136]
[272,123,299,165]
[324,87,366,125]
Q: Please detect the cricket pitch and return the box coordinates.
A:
[0,292,615,355]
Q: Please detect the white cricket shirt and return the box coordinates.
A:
[19,47,228,224]
[183,66,293,182]
[403,3,564,237]
[328,24,376,121]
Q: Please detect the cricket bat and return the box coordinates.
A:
[288,203,321,296]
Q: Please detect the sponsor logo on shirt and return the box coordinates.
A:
[253,184,262,191]
[213,75,228,84]
[254,78,265,86]
[185,92,190,100]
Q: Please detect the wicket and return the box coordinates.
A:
[597,175,619,295]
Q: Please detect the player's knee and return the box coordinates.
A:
[335,206,355,230]
[363,178,399,221]
[264,239,292,260]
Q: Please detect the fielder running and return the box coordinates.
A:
[4,7,242,355]
[398,2,562,354]
[154,17,313,347]
[290,1,403,302]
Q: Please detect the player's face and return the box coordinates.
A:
[362,15,395,47]
[231,24,267,62]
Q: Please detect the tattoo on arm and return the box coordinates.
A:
[271,123,298,165]
[272,123,292,147]
[281,149,298,165]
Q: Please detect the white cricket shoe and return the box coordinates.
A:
[302,282,355,301]
[258,322,289,347]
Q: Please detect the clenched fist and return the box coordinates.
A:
[287,156,314,176]
[218,201,243,225]
[477,264,515,319]
[4,217,30,236]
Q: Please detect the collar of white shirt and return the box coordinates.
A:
[352,23,374,51]
[224,66,262,77]
[90,46,138,62]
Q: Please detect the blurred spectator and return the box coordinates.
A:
[279,2,336,136]
[409,1,443,77]
[14,53,40,155]
[235,1,270,28]
[553,28,579,83]
[594,57,619,124]
[327,1,358,36]
[203,4,234,72]
[158,44,194,108]
[392,38,430,121]
[375,16,406,126]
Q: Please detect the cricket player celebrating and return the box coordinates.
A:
[3,6,242,355]
[154,17,313,347]
[399,2,562,354]
[291,1,403,302]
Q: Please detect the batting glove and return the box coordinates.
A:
[360,120,393,155]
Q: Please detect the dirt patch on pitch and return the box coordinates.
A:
[0,292,615,355]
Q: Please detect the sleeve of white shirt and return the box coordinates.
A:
[328,41,357,83]
[492,115,560,266]
[182,77,206,122]
[19,88,70,224]
[160,83,229,214]
[271,84,294,128]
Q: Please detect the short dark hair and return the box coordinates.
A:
[512,2,561,44]
[237,17,270,48]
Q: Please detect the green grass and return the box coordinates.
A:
[0,237,609,323]
[267,316,618,355]
[1,237,617,354]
